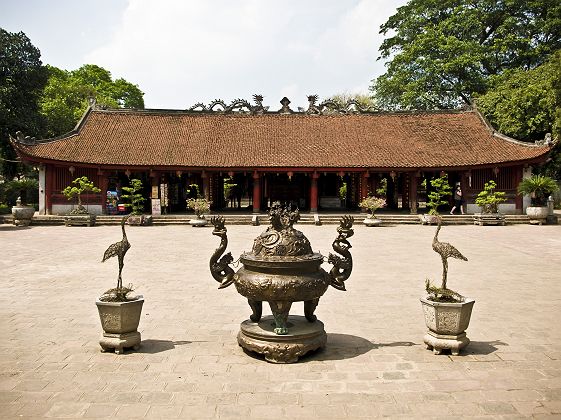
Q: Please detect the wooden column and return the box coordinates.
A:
[98,170,109,214]
[360,172,369,200]
[409,172,419,214]
[252,171,261,213]
[201,171,210,201]
[45,164,54,215]
[310,172,319,212]
[514,166,523,212]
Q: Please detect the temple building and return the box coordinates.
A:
[10,95,553,216]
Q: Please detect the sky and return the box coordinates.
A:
[1,0,408,110]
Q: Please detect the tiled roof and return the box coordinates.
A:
[13,108,550,169]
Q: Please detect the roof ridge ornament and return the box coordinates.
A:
[279,97,293,114]
[12,131,37,145]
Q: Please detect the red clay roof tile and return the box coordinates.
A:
[13,109,550,169]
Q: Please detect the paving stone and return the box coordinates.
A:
[1,224,561,418]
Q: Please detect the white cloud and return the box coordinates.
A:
[85,0,407,109]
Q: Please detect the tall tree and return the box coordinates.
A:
[0,28,48,178]
[475,50,561,141]
[372,0,561,110]
[40,64,144,137]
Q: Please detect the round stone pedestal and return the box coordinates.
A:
[423,331,470,356]
[238,315,326,363]
[99,331,141,354]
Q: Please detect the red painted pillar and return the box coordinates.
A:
[98,171,109,214]
[409,172,419,214]
[360,172,369,200]
[310,172,319,212]
[252,171,261,213]
[45,165,54,215]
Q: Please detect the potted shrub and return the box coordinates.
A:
[420,174,452,225]
[421,219,474,355]
[97,215,143,354]
[186,184,211,226]
[359,195,386,227]
[518,174,559,225]
[121,178,151,225]
[8,178,38,227]
[62,176,101,226]
[473,180,507,226]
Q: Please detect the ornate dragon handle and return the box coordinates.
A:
[327,215,354,291]
[209,216,236,289]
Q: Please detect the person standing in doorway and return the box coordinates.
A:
[450,183,464,214]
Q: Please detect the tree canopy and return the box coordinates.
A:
[475,51,561,141]
[0,28,48,178]
[40,64,144,137]
[372,0,561,110]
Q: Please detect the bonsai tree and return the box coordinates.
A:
[475,180,506,213]
[517,174,559,206]
[359,195,387,218]
[62,176,101,214]
[186,183,210,219]
[121,178,146,215]
[426,174,452,215]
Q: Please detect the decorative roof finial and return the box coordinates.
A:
[279,97,292,114]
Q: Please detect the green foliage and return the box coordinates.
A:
[339,181,347,202]
[372,0,561,109]
[121,178,146,215]
[62,176,101,213]
[326,92,376,109]
[376,178,388,196]
[186,198,210,218]
[223,177,237,201]
[425,278,464,303]
[426,174,452,215]
[475,180,506,214]
[186,183,202,198]
[517,174,559,206]
[0,29,48,178]
[0,203,10,214]
[0,178,38,205]
[40,64,144,137]
[476,51,561,141]
[359,195,387,217]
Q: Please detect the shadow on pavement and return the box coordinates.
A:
[138,339,197,354]
[458,340,509,356]
[303,333,418,362]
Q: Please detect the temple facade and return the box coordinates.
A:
[10,96,552,216]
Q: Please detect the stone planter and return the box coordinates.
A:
[526,206,548,225]
[96,296,144,354]
[363,217,382,227]
[11,199,35,227]
[419,214,440,225]
[127,215,152,226]
[420,297,475,355]
[473,213,505,226]
[64,214,96,227]
[189,216,208,227]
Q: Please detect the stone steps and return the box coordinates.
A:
[0,213,533,226]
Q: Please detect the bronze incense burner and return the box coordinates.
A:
[209,202,354,363]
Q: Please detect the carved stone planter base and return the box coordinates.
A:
[99,331,141,354]
[423,331,470,356]
[189,218,208,227]
[473,213,505,226]
[238,315,326,363]
[64,214,96,227]
[363,217,382,227]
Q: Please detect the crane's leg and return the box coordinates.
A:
[117,256,124,289]
[441,257,448,290]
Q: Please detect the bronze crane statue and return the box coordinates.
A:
[432,218,467,289]
[102,215,131,289]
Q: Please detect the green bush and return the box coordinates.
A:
[518,174,559,206]
[121,178,146,215]
[426,174,452,215]
[475,180,506,213]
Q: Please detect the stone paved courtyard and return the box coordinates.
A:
[1,222,561,419]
